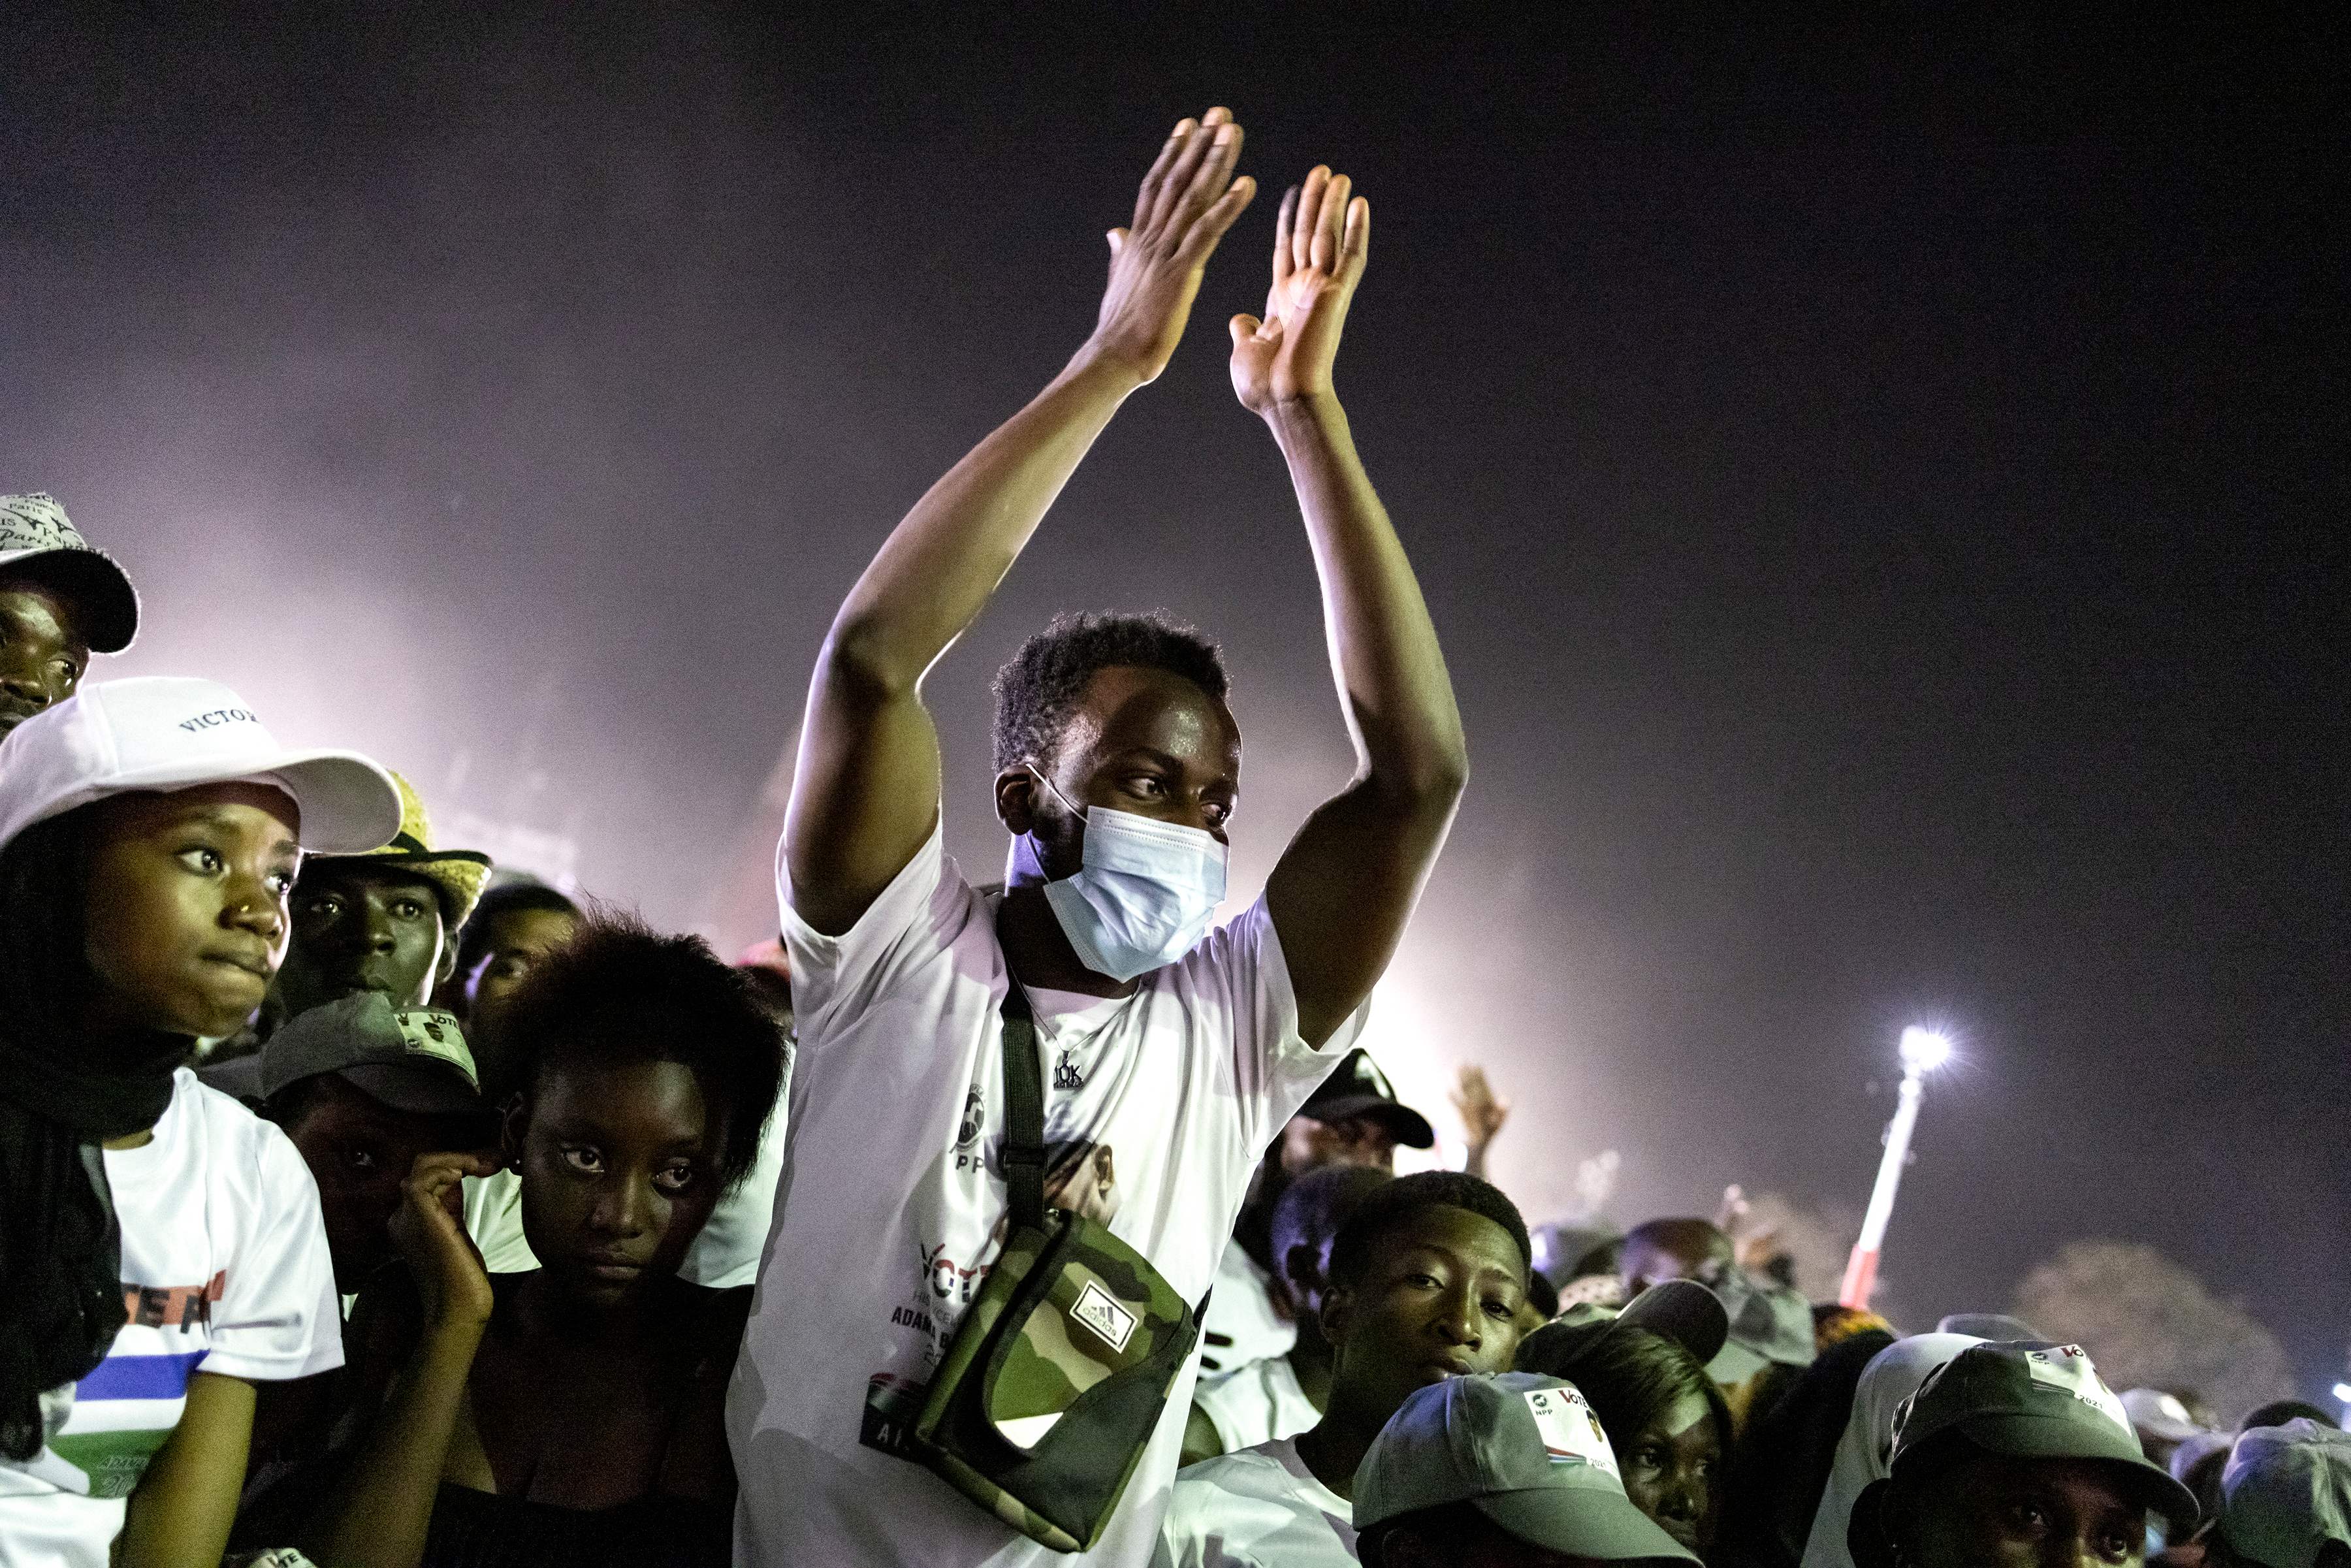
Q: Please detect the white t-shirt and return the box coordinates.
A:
[0,1070,342,1568]
[728,822,1366,1567]
[460,1089,790,1288]
[1157,1437,1358,1568]
[1192,1352,1320,1457]
[1198,1241,1296,1376]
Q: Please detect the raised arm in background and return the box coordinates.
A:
[784,108,1258,936]
[1239,168,1471,1046]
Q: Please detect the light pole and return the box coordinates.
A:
[1840,1026,1953,1310]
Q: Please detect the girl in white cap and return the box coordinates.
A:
[0,676,402,1568]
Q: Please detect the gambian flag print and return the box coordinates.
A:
[40,1351,206,1499]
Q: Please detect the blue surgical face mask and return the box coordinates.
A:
[1015,767,1228,982]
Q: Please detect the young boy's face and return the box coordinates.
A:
[276,1073,489,1292]
[1325,1206,1528,1426]
[511,1058,726,1307]
[80,783,302,1037]
[0,578,91,737]
[278,863,449,1016]
[464,904,579,1025]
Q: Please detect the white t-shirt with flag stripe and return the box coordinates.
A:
[0,1068,342,1567]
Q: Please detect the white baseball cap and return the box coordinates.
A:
[0,677,402,855]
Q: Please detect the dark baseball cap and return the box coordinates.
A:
[1354,1372,1697,1563]
[1299,1049,1435,1149]
[1706,1268,1816,1383]
[2221,1419,2351,1568]
[1519,1279,1731,1377]
[1848,1341,2201,1566]
[259,991,481,1115]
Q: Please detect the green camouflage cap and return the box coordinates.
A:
[259,990,479,1115]
[1354,1371,1698,1563]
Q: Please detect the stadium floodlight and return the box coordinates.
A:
[1899,1026,1955,1075]
[1840,1026,1957,1309]
[2334,1381,2351,1405]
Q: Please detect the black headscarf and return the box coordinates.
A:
[0,808,189,1460]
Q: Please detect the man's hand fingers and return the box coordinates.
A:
[1341,195,1371,280]
[1273,184,1300,289]
[1146,111,1231,232]
[1291,167,1330,276]
[1311,173,1350,275]
[1175,174,1255,263]
[1132,117,1198,229]
[1162,116,1241,235]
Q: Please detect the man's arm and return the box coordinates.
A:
[784,109,1258,936]
[1235,170,1470,1046]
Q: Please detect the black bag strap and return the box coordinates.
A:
[998,982,1047,1234]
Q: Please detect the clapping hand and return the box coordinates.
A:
[1087,108,1257,384]
[1450,1064,1512,1151]
[1229,165,1370,415]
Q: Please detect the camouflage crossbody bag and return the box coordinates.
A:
[911,984,1208,1552]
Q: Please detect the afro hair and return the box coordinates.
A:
[495,911,786,1189]
[991,609,1229,773]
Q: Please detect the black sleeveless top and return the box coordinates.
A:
[420,1482,729,1568]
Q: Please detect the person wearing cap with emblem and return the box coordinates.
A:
[255,993,493,1301]
[1518,1282,1736,1559]
[1352,1370,1700,1566]
[1845,1340,2201,1568]
[0,492,139,741]
[1160,1172,1534,1567]
[2205,1419,2351,1568]
[0,676,402,1568]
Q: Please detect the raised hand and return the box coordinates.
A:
[1087,108,1257,383]
[390,1149,501,1331]
[1451,1064,1512,1149]
[1229,165,1369,415]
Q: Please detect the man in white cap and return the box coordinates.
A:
[1351,1371,1699,1565]
[0,492,140,739]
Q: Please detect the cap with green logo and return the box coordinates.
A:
[1848,1341,2201,1567]
[1352,1371,1698,1563]
[259,991,481,1115]
[2220,1418,2351,1568]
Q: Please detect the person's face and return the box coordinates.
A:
[1279,1112,1399,1176]
[1324,1206,1527,1428]
[1043,1142,1120,1224]
[511,1059,726,1309]
[1616,1390,1722,1558]
[995,665,1242,878]
[280,1074,488,1292]
[1899,1454,2149,1568]
[463,905,578,1025]
[0,579,90,736]
[80,784,301,1038]
[278,863,449,1016]
[1621,1224,1734,1295]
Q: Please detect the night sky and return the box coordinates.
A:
[8,10,2344,1393]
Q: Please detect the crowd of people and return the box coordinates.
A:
[1,106,2341,1568]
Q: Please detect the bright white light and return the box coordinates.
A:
[2333,1381,2351,1405]
[1899,1027,1955,1074]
